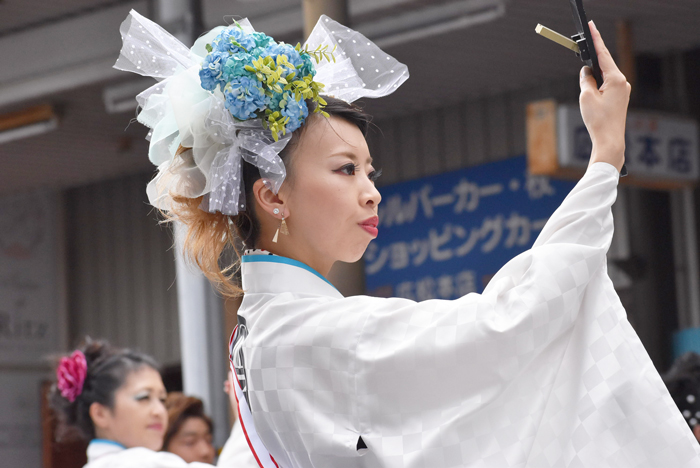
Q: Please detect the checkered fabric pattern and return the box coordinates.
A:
[237,163,700,467]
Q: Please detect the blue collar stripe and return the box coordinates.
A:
[91,439,126,449]
[242,255,336,288]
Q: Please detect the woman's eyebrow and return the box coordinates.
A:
[330,151,373,164]
[134,385,162,394]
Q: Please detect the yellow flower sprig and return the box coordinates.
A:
[262,110,291,139]
[298,43,337,65]
[244,55,292,95]
[238,45,337,140]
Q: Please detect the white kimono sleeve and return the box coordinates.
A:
[345,162,699,466]
[217,421,260,467]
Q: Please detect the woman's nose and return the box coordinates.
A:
[200,441,215,461]
[154,400,167,418]
[362,177,381,207]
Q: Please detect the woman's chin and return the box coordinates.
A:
[341,242,372,264]
[144,437,164,452]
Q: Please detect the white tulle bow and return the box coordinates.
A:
[115,9,408,215]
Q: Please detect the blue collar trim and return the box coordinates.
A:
[90,439,126,449]
[241,254,336,289]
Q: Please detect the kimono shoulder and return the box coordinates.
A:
[84,441,214,468]
[238,163,700,467]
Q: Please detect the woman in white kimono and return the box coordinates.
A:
[50,340,248,467]
[115,9,700,468]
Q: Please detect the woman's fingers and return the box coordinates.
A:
[578,23,630,172]
[588,21,623,80]
[579,65,598,96]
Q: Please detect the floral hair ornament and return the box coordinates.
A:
[56,350,88,402]
[114,10,408,216]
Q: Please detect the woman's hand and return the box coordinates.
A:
[579,21,631,173]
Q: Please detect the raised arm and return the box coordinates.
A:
[352,24,632,433]
[532,20,629,251]
[580,20,630,173]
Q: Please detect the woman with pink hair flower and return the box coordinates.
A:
[50,340,253,467]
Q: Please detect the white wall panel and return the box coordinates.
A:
[66,172,180,366]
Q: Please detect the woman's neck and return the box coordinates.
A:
[93,429,124,448]
[256,239,334,277]
[91,438,126,448]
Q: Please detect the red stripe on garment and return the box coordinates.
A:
[231,360,266,468]
[230,346,279,468]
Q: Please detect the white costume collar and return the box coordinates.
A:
[86,439,125,461]
[241,250,342,299]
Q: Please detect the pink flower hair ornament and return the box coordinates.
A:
[56,350,88,402]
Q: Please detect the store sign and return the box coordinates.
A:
[558,104,699,181]
[0,191,59,364]
[364,156,575,299]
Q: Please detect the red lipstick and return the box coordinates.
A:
[359,216,379,237]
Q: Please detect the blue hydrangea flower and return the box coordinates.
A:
[265,91,285,113]
[263,43,303,74]
[279,93,309,132]
[214,28,255,54]
[298,52,316,78]
[199,51,228,91]
[247,47,266,58]
[251,32,274,49]
[224,77,266,121]
[222,53,255,82]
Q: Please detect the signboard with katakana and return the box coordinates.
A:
[364,155,576,299]
[558,104,699,181]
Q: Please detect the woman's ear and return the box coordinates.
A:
[252,179,287,218]
[89,401,112,431]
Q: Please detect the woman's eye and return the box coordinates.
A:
[336,163,357,176]
[369,168,382,182]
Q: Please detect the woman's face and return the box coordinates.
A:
[92,366,168,451]
[273,115,381,275]
[164,416,215,464]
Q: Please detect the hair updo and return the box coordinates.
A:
[168,96,372,298]
[49,339,160,440]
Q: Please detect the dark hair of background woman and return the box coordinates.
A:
[162,393,213,451]
[49,339,160,440]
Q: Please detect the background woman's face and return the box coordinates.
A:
[165,416,215,464]
[98,366,168,451]
[280,115,381,268]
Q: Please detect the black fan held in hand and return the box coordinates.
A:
[535,0,628,177]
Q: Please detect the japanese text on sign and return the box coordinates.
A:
[364,156,575,299]
[559,105,699,181]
